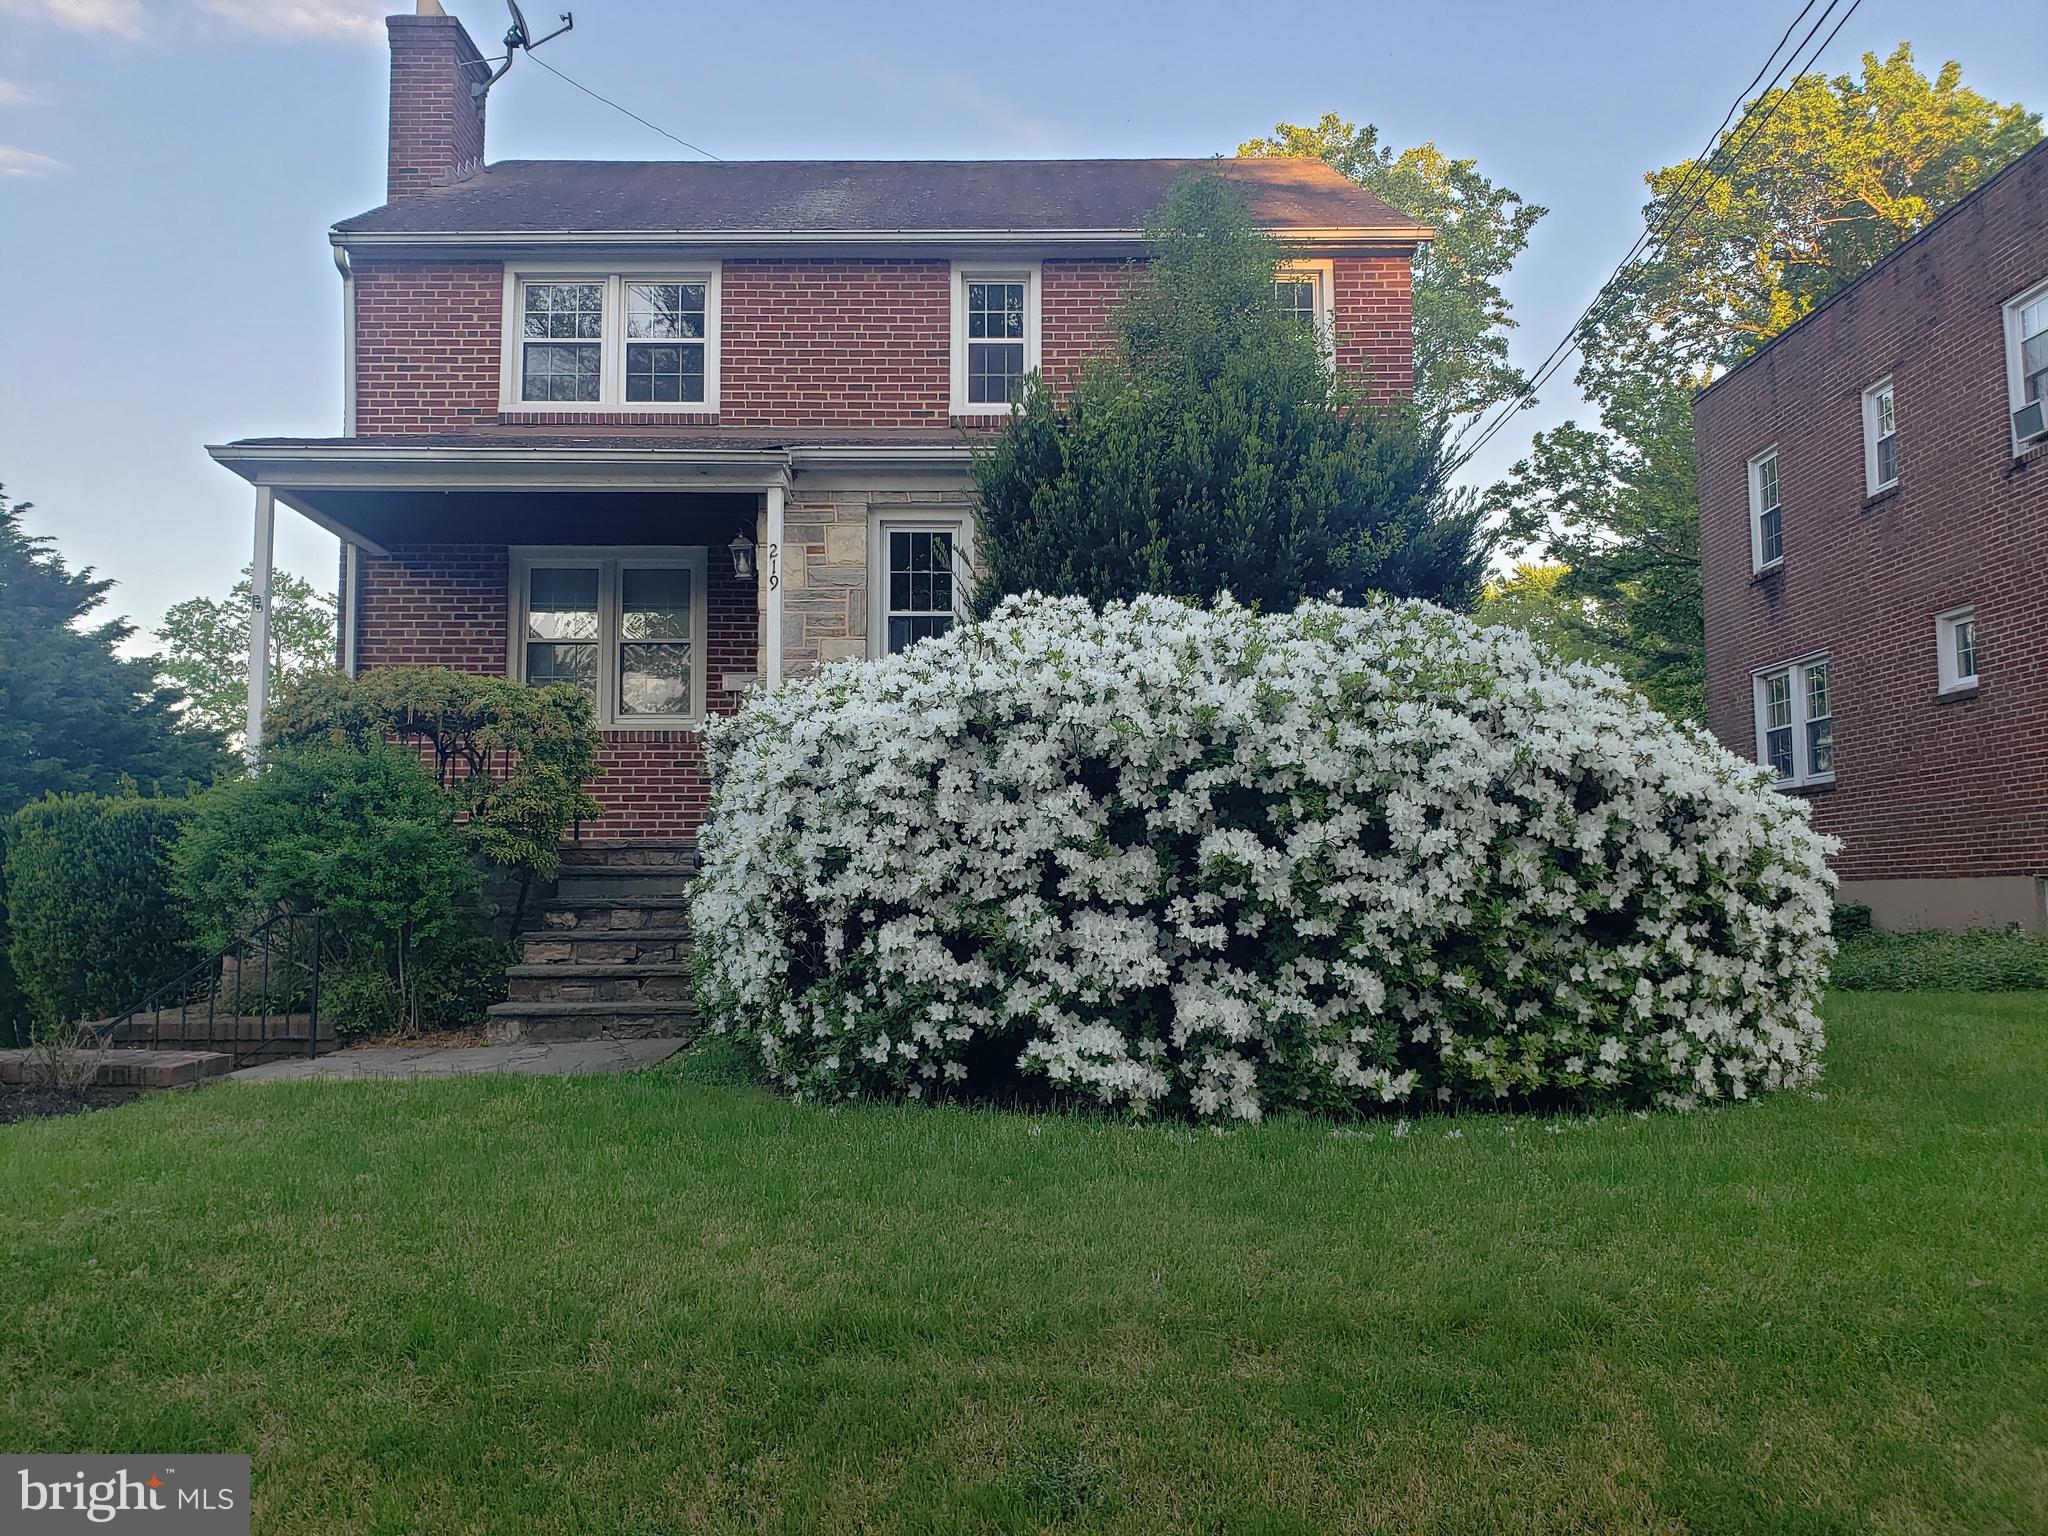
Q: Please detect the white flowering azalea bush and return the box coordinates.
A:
[693,594,1836,1121]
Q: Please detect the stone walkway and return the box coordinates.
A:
[231,1038,683,1082]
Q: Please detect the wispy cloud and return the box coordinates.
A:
[0,78,43,106]
[0,0,387,43]
[0,143,64,177]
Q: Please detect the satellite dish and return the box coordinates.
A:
[473,0,574,100]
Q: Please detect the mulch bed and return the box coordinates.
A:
[0,1083,139,1125]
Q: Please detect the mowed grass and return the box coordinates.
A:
[3,995,2044,1535]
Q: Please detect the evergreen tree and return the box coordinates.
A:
[0,487,227,815]
[973,172,1488,616]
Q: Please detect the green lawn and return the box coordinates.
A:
[3,995,2044,1535]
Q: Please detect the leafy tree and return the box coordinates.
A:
[973,172,1490,616]
[1474,560,1628,673]
[156,565,337,740]
[0,487,226,817]
[1238,114,1545,428]
[1583,46,2039,391]
[1494,47,2037,721]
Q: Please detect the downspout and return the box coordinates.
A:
[333,241,356,438]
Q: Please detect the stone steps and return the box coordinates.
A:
[483,999,699,1043]
[490,839,698,1043]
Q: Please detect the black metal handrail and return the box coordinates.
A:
[90,910,325,1067]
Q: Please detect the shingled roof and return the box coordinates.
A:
[333,157,1429,241]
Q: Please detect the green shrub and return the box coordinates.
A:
[1832,927,2048,991]
[175,745,495,1033]
[268,667,602,900]
[4,793,199,1029]
[1831,902,1875,940]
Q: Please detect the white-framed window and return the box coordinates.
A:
[509,547,709,727]
[1861,379,1897,493]
[867,512,971,657]
[1754,654,1834,788]
[950,263,1040,417]
[501,264,721,413]
[1273,259,1335,357]
[1748,447,1784,572]
[1936,606,1979,694]
[2004,277,2048,453]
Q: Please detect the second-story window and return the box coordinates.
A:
[1748,448,1783,572]
[1755,654,1834,788]
[1275,278,1318,329]
[1862,380,1897,494]
[2004,278,2048,452]
[951,264,1040,417]
[506,268,720,413]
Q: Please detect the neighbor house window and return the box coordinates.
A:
[505,267,720,412]
[1273,261,1334,356]
[512,549,708,726]
[1936,606,1978,694]
[1861,380,1897,493]
[1754,655,1834,787]
[2004,278,2048,452]
[951,265,1039,415]
[1748,448,1783,572]
[868,514,969,656]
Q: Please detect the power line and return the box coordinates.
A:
[1447,0,1863,473]
[526,52,723,162]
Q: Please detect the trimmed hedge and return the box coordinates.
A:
[4,793,198,1030]
[1832,928,2048,991]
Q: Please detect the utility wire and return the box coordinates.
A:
[526,52,723,162]
[1447,0,1862,473]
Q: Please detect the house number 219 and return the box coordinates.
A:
[768,542,780,591]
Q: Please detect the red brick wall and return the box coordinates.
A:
[354,259,502,435]
[386,14,486,202]
[353,540,758,837]
[353,250,1418,432]
[1696,145,2048,883]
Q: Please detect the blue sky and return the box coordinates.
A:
[0,0,2038,642]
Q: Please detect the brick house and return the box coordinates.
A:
[209,3,1430,848]
[1694,139,2048,933]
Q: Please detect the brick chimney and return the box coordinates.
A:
[385,1,488,202]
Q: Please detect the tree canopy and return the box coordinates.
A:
[0,488,226,816]
[156,564,338,741]
[1238,114,1545,429]
[973,172,1489,617]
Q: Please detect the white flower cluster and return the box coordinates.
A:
[693,594,1836,1121]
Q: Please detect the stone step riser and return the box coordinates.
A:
[540,904,692,932]
[554,874,695,901]
[506,973,693,1003]
[521,935,689,966]
[484,1011,697,1044]
[557,841,697,870]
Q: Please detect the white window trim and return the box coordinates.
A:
[950,261,1041,418]
[866,510,973,659]
[1860,378,1897,495]
[500,261,722,415]
[1276,258,1337,361]
[1747,447,1783,574]
[1936,605,1979,695]
[507,546,710,728]
[2003,276,2048,456]
[1753,652,1834,789]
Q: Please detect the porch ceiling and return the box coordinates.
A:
[277,487,760,552]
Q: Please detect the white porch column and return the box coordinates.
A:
[341,541,361,677]
[244,485,275,767]
[764,482,785,687]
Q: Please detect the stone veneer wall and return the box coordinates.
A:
[776,487,977,675]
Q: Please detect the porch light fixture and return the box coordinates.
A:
[729,530,756,582]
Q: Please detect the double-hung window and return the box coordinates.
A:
[868,514,969,656]
[1748,448,1784,572]
[1936,607,1979,694]
[1272,260,1334,356]
[951,264,1039,416]
[513,549,708,727]
[506,267,720,413]
[1754,655,1834,788]
[1861,380,1897,493]
[2004,278,2048,452]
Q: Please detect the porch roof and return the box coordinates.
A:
[206,431,982,553]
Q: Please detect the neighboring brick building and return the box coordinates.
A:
[211,2,1429,839]
[1695,139,2048,932]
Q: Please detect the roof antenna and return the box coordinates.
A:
[473,1,574,101]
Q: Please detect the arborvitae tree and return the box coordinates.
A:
[972,172,1489,616]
